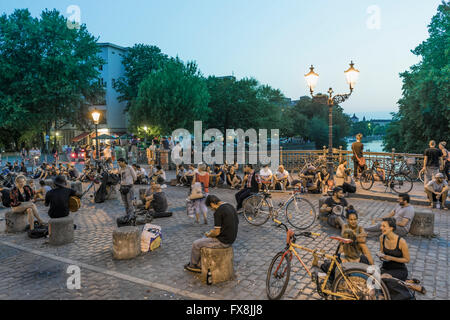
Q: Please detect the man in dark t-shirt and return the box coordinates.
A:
[319,187,348,229]
[45,176,81,219]
[423,140,444,185]
[351,133,364,179]
[184,195,239,273]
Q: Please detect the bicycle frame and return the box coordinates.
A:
[273,229,361,300]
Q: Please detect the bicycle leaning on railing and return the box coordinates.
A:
[359,159,413,194]
[266,219,390,300]
[242,187,316,230]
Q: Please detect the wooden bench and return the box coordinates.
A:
[200,247,234,285]
[112,226,141,260]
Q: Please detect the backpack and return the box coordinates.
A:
[382,278,416,300]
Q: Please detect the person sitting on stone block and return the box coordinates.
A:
[34,180,52,202]
[424,173,448,209]
[184,195,239,273]
[10,175,45,231]
[45,175,82,219]
[365,193,414,237]
[144,184,168,214]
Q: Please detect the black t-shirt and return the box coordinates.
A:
[324,197,348,216]
[151,192,168,213]
[352,141,364,158]
[214,203,239,245]
[1,189,11,207]
[45,187,76,219]
[424,148,443,167]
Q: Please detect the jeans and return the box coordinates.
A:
[235,188,252,210]
[120,186,134,216]
[190,237,230,267]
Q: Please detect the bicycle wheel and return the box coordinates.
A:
[332,268,390,300]
[359,170,374,190]
[390,173,413,194]
[266,251,291,300]
[285,196,316,230]
[243,194,271,226]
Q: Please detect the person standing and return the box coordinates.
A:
[103,144,112,166]
[184,195,239,273]
[438,141,449,181]
[422,140,444,185]
[351,133,364,180]
[117,158,137,216]
[191,164,210,224]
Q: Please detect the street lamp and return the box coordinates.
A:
[91,109,101,160]
[304,61,359,179]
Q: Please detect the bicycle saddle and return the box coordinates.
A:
[329,236,353,244]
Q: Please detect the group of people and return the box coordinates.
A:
[422,140,449,209]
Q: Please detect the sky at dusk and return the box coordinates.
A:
[1,0,443,120]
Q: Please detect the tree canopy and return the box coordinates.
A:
[383,1,450,153]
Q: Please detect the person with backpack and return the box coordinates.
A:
[351,133,365,180]
[118,158,137,216]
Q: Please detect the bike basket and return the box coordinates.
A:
[406,157,416,165]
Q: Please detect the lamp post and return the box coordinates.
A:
[304,61,359,179]
[91,109,101,161]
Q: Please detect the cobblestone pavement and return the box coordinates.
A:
[0,182,448,300]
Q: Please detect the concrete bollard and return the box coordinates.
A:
[49,216,74,245]
[113,226,141,260]
[5,210,28,233]
[409,210,434,237]
[200,247,234,285]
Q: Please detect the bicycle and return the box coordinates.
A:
[359,159,413,193]
[242,187,316,230]
[266,219,390,300]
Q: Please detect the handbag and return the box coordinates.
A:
[141,223,162,253]
[189,182,205,200]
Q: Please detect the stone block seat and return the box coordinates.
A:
[112,226,141,260]
[409,209,435,237]
[5,210,28,233]
[49,216,74,245]
[200,247,234,285]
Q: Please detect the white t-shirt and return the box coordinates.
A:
[259,168,273,179]
[427,179,448,193]
[140,168,147,176]
[276,169,289,180]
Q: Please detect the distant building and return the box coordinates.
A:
[64,43,129,146]
[351,114,359,123]
[370,119,391,127]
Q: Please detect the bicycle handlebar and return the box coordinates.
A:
[273,219,320,239]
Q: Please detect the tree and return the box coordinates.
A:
[114,44,169,111]
[0,9,105,151]
[383,1,450,153]
[205,76,285,132]
[129,58,210,135]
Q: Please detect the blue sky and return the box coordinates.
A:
[1,0,443,119]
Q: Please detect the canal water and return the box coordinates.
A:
[347,140,385,153]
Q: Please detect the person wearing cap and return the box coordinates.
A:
[424,173,448,209]
[45,175,82,219]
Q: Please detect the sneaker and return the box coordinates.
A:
[184,263,201,273]
[161,184,167,189]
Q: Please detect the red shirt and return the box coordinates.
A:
[196,172,210,193]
